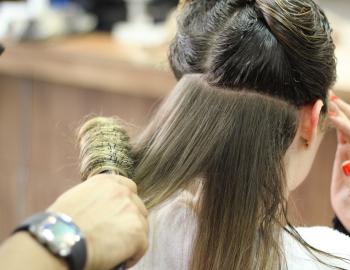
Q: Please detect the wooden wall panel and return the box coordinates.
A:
[26,81,159,217]
[0,75,161,242]
[0,76,22,239]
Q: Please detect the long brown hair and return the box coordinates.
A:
[133,74,296,269]
[132,74,349,270]
[131,0,347,269]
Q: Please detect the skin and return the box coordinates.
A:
[286,93,350,232]
[0,232,67,270]
[0,175,149,270]
[328,95,350,231]
[285,99,325,192]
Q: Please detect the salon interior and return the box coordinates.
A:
[0,0,349,242]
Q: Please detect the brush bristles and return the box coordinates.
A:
[78,117,134,181]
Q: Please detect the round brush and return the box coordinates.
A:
[78,117,135,270]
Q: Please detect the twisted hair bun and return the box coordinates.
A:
[169,0,335,108]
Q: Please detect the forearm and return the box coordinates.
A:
[0,232,67,270]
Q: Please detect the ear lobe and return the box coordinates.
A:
[299,100,324,143]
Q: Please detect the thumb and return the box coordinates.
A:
[337,129,348,145]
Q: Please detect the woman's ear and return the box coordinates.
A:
[299,99,324,145]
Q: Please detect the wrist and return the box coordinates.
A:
[7,232,67,270]
[47,205,97,270]
[14,212,87,270]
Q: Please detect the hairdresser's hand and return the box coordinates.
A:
[329,94,350,231]
[48,175,149,270]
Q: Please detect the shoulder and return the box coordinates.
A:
[153,190,196,223]
[131,191,197,270]
[296,226,350,254]
[150,190,197,250]
[283,226,350,270]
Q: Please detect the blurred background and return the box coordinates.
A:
[0,0,349,241]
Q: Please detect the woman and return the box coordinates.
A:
[130,0,350,269]
[170,0,350,234]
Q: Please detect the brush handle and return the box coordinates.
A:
[78,117,135,270]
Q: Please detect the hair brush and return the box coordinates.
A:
[78,117,135,270]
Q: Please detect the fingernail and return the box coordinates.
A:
[342,161,350,176]
[328,111,337,117]
[331,94,339,101]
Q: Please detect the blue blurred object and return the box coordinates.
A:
[0,0,96,41]
[51,0,71,8]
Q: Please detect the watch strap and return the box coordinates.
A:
[68,234,87,270]
[14,212,87,270]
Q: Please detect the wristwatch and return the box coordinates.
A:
[14,212,87,270]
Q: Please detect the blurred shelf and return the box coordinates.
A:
[330,13,350,95]
[0,22,349,97]
[0,33,176,98]
[0,33,176,240]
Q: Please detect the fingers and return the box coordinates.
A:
[105,175,148,217]
[114,176,148,218]
[114,175,138,194]
[329,98,350,143]
[329,99,346,118]
[88,174,138,194]
[131,193,148,218]
[342,160,350,177]
[337,129,347,145]
[125,214,149,268]
[329,110,350,140]
[333,96,350,119]
[85,173,148,215]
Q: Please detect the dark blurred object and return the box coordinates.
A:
[73,0,126,31]
[73,0,177,31]
[148,0,177,23]
[0,44,4,56]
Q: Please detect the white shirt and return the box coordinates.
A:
[131,191,350,270]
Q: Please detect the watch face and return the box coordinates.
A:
[31,215,82,257]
